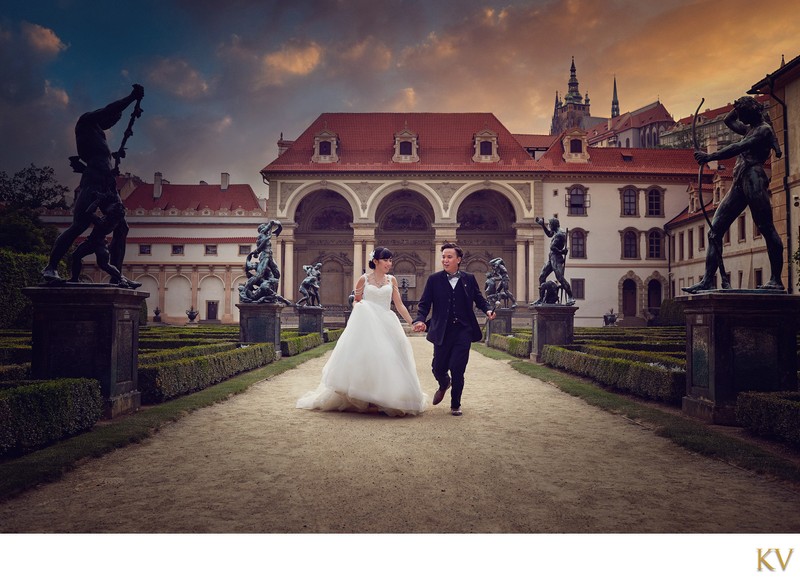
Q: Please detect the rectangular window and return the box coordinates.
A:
[753,221,762,238]
[754,269,763,288]
[239,245,251,255]
[698,226,705,250]
[687,229,694,259]
[723,230,730,245]
[139,244,151,255]
[647,190,663,216]
[737,215,746,241]
[571,278,585,300]
[678,232,684,261]
[205,244,218,255]
[738,271,744,288]
[172,244,184,255]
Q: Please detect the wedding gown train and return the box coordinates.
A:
[296,275,428,416]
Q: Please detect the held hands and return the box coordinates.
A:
[412,321,426,332]
[487,311,496,321]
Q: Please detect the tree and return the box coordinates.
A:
[0,206,59,254]
[0,164,70,210]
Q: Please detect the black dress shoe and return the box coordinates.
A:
[432,376,451,405]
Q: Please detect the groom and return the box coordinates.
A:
[413,243,496,416]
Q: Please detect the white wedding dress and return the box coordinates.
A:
[296,274,428,416]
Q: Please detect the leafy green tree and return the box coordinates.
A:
[0,164,70,210]
[0,206,59,254]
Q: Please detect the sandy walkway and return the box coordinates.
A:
[1,337,799,533]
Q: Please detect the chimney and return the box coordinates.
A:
[154,172,162,199]
[706,136,718,170]
[278,132,294,155]
[221,172,230,191]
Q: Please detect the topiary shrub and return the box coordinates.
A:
[736,392,800,449]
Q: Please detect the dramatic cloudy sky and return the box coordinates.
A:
[1,0,796,198]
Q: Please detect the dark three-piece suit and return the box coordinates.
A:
[414,270,493,410]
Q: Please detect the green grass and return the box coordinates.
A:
[472,343,800,485]
[0,342,333,503]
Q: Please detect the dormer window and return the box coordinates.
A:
[472,129,499,163]
[392,127,419,163]
[562,129,590,163]
[312,129,339,163]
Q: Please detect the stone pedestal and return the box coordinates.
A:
[23,285,149,419]
[677,291,800,426]
[530,304,579,362]
[237,302,284,357]
[485,307,514,343]
[297,305,324,338]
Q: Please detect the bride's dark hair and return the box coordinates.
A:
[368,246,393,269]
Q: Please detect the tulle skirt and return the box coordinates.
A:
[296,299,428,416]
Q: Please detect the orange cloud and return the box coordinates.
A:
[21,22,66,56]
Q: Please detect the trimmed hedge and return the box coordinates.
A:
[579,345,685,370]
[280,333,323,356]
[0,378,102,458]
[541,345,685,405]
[137,342,239,366]
[488,333,532,357]
[325,329,344,343]
[736,392,800,449]
[0,363,31,382]
[139,343,276,404]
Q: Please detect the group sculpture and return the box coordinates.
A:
[296,263,322,307]
[239,220,292,305]
[532,216,575,306]
[42,85,145,288]
[484,258,516,308]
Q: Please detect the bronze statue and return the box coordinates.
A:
[42,84,144,288]
[683,96,784,293]
[239,220,291,305]
[296,263,322,307]
[533,216,574,305]
[485,257,516,307]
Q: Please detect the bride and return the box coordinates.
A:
[296,247,428,416]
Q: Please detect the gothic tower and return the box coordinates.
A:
[611,76,620,118]
[550,57,592,135]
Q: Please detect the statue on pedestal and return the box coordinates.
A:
[239,220,292,305]
[296,263,322,307]
[484,257,516,308]
[42,84,144,289]
[533,216,575,306]
[683,95,785,294]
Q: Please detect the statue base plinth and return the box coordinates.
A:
[530,304,579,362]
[23,285,149,419]
[677,292,799,426]
[237,303,284,357]
[485,307,514,343]
[297,305,324,338]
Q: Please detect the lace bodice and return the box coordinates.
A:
[363,273,393,309]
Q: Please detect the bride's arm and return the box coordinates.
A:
[353,275,366,303]
[390,276,415,326]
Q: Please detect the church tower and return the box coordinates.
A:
[611,76,620,118]
[550,57,593,135]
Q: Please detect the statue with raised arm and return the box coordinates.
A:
[42,84,144,288]
[487,257,517,308]
[239,220,291,305]
[683,96,784,294]
[533,216,574,305]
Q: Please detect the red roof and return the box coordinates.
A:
[537,140,702,175]
[674,94,770,126]
[513,134,558,149]
[262,112,537,173]
[587,102,674,142]
[124,182,263,211]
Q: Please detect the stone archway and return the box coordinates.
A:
[293,189,354,305]
[374,190,434,301]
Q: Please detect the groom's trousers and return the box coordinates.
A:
[431,322,473,410]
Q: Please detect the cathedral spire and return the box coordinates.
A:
[611,76,620,118]
[564,56,582,104]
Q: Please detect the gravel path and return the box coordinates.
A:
[1,337,799,533]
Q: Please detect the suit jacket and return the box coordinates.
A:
[415,270,492,345]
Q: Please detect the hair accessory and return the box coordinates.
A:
[369,250,376,262]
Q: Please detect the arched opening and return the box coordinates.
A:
[622,279,637,317]
[647,279,662,314]
[294,190,354,305]
[375,190,434,302]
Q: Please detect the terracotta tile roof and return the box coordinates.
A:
[513,134,558,149]
[124,182,263,211]
[262,112,537,173]
[537,141,702,175]
[587,101,674,142]
[673,94,770,126]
